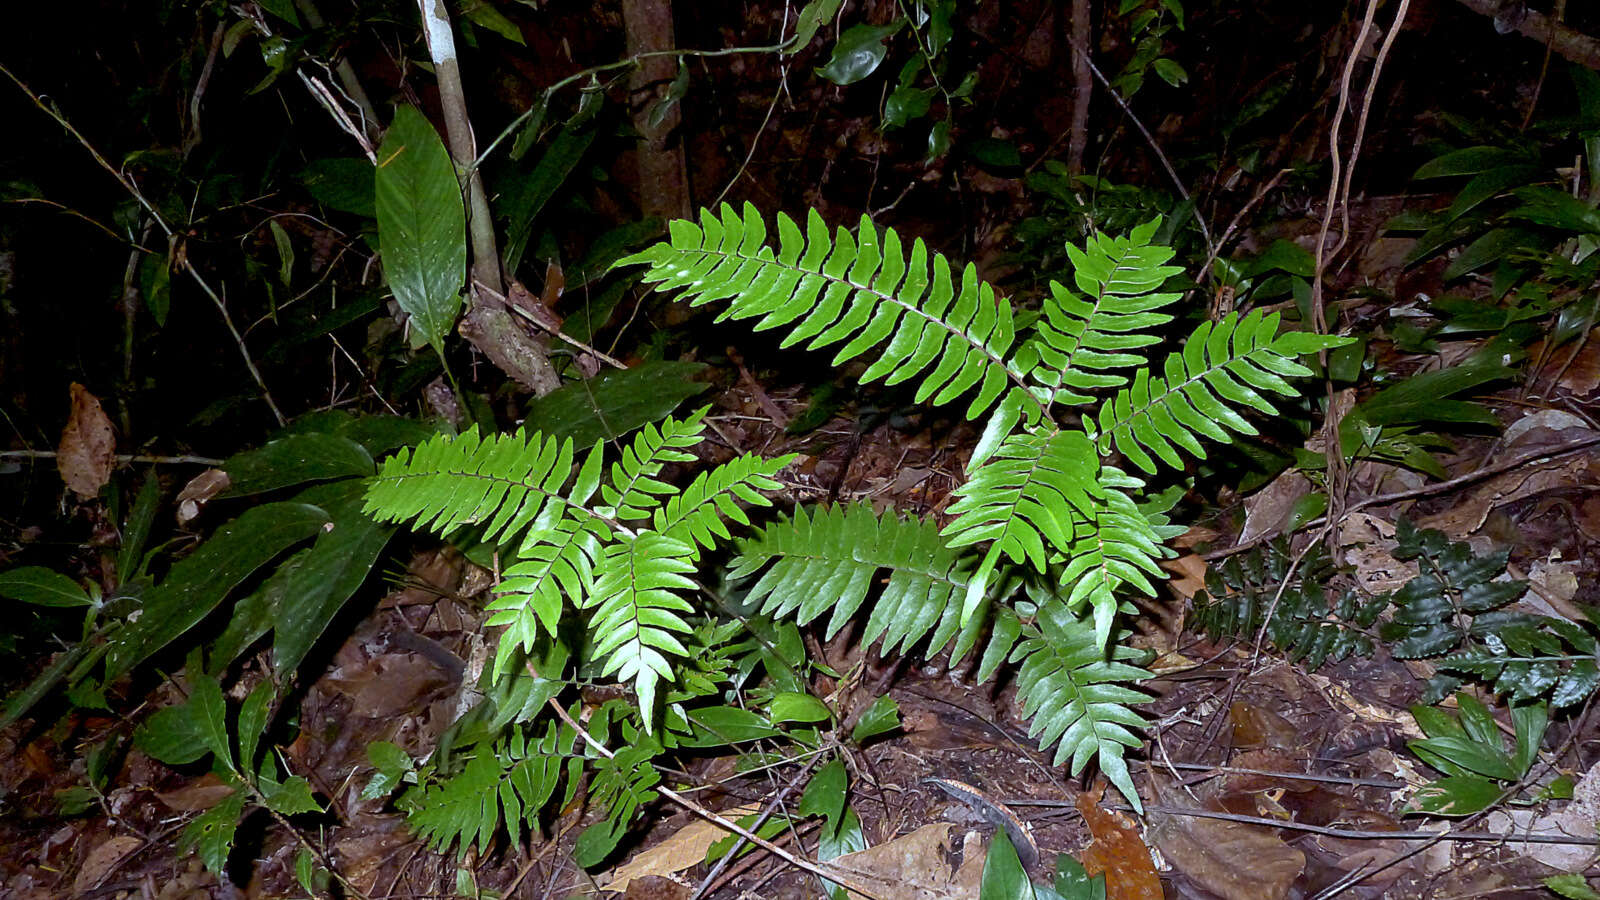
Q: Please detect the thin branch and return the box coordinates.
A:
[0,450,224,466]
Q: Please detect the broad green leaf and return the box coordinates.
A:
[799,758,849,829]
[1052,855,1106,900]
[818,22,901,85]
[0,566,91,608]
[1442,227,1541,281]
[1545,873,1600,900]
[683,706,781,746]
[498,120,598,274]
[1409,774,1504,816]
[1415,146,1534,179]
[271,481,394,677]
[220,433,374,497]
[1408,734,1520,781]
[260,774,320,815]
[182,789,245,874]
[284,410,438,456]
[376,105,466,352]
[1352,355,1513,428]
[134,702,209,765]
[790,0,845,52]
[106,502,331,678]
[979,829,1035,900]
[459,0,524,44]
[523,360,708,446]
[770,691,832,724]
[850,695,901,743]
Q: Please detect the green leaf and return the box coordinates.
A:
[1408,774,1504,816]
[1545,874,1600,900]
[220,433,375,497]
[459,0,524,44]
[770,691,832,724]
[182,789,245,874]
[188,675,233,767]
[259,774,320,815]
[238,681,273,771]
[0,566,92,608]
[850,695,901,743]
[790,0,845,52]
[523,361,709,446]
[106,502,332,678]
[300,158,376,218]
[1151,57,1187,87]
[270,481,394,677]
[376,105,466,352]
[1353,354,1512,428]
[1414,146,1534,179]
[1407,734,1520,781]
[1052,855,1106,900]
[498,119,597,274]
[798,758,849,828]
[134,702,209,765]
[979,829,1036,900]
[682,706,781,746]
[818,22,901,85]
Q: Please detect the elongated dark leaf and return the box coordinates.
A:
[524,360,708,446]
[0,566,91,607]
[221,433,374,497]
[106,503,331,678]
[376,105,466,351]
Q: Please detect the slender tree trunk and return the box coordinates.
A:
[415,0,560,395]
[623,0,691,221]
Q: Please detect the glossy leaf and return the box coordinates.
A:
[0,566,91,608]
[376,105,466,351]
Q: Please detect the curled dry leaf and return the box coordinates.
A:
[175,468,231,526]
[57,383,116,498]
[599,803,761,893]
[1146,777,1305,900]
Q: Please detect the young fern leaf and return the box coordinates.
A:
[1059,476,1169,649]
[1093,309,1352,473]
[585,532,698,722]
[615,202,1025,420]
[1016,221,1183,406]
[364,427,592,543]
[597,409,707,520]
[942,428,1104,623]
[1013,601,1150,813]
[730,503,983,657]
[652,452,797,557]
[487,513,605,676]
[406,722,576,856]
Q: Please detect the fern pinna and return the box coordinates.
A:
[362,203,1345,837]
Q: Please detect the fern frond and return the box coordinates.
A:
[616,202,1026,419]
[1093,309,1352,473]
[942,428,1104,621]
[597,410,707,521]
[406,722,577,855]
[730,504,972,650]
[486,512,606,676]
[1059,474,1169,648]
[1012,601,1150,813]
[1016,221,1183,405]
[364,427,589,544]
[1440,612,1600,708]
[585,532,698,720]
[652,452,797,556]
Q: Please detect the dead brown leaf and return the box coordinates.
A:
[57,383,115,498]
[599,803,762,893]
[827,822,986,900]
[175,468,231,526]
[71,833,143,894]
[1074,789,1162,900]
[1146,779,1305,900]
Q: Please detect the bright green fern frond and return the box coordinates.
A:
[942,428,1104,622]
[584,532,698,720]
[597,409,707,520]
[1012,601,1150,813]
[1017,221,1183,405]
[730,503,975,654]
[652,452,797,556]
[616,202,1025,420]
[1059,474,1170,649]
[364,426,588,544]
[1093,309,1352,473]
[486,513,606,676]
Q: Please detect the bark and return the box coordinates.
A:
[415,0,560,395]
[1066,0,1092,174]
[1452,0,1600,71]
[623,0,691,221]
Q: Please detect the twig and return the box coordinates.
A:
[690,753,826,899]
[1070,802,1600,846]
[0,450,224,466]
[543,699,891,900]
[1201,432,1600,562]
[0,63,288,427]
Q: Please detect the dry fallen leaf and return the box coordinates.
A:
[72,833,143,894]
[1146,778,1305,900]
[1075,788,1162,900]
[599,803,762,893]
[175,468,231,526]
[827,822,986,900]
[57,383,115,498]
